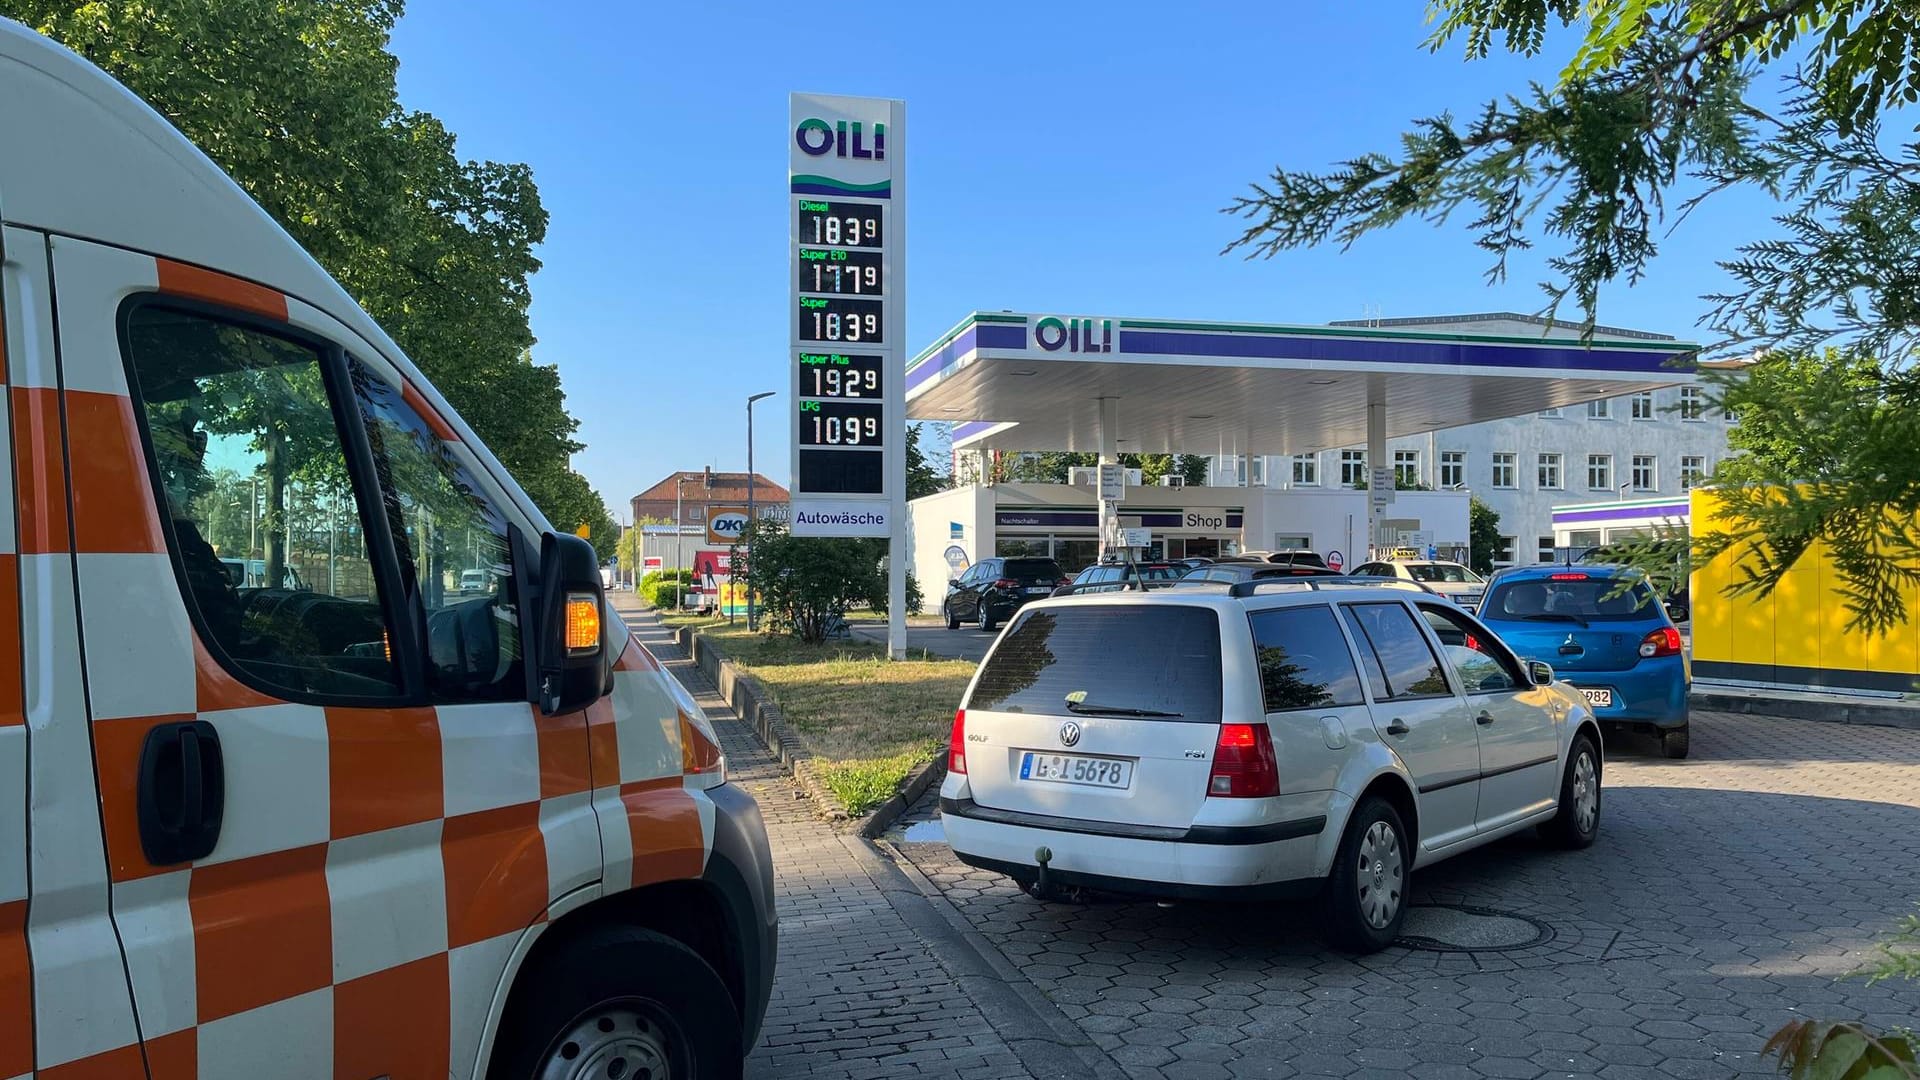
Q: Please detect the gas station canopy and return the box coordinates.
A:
[906,312,1700,455]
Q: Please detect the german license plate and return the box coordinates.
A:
[1025,586,1052,594]
[1019,752,1133,789]
[1579,687,1614,707]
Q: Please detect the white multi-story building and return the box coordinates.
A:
[1209,313,1734,566]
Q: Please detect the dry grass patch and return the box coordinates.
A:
[662,615,974,814]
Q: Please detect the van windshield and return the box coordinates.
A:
[968,605,1221,722]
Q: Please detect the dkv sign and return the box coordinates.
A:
[706,507,751,546]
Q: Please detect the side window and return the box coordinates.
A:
[1248,606,1365,712]
[124,305,400,698]
[1339,603,1452,700]
[353,362,523,702]
[1419,604,1527,693]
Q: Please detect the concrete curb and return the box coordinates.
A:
[858,754,947,840]
[842,833,1130,1080]
[1693,688,1920,731]
[666,620,949,833]
[670,624,850,822]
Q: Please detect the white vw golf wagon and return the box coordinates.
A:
[940,579,1604,952]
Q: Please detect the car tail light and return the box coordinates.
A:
[948,709,968,774]
[1639,626,1683,658]
[1208,723,1279,797]
[1058,577,1073,588]
[993,578,1018,591]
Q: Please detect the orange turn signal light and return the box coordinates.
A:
[565,593,601,654]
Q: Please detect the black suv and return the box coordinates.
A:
[944,557,1068,631]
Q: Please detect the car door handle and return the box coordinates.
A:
[1384,719,1410,736]
[137,720,225,865]
[1476,711,1496,726]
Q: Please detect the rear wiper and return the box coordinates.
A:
[1520,612,1590,628]
[1064,699,1183,718]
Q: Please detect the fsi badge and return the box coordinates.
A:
[706,506,750,546]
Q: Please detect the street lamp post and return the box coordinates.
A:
[745,391,775,629]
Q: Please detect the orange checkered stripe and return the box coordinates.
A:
[4,248,717,1078]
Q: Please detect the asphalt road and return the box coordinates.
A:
[850,621,999,663]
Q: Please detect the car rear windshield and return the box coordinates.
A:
[1137,565,1183,580]
[1002,558,1063,581]
[968,605,1221,722]
[1405,563,1482,584]
[1484,576,1659,621]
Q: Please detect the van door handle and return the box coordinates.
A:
[137,720,225,866]
[1476,711,1496,726]
[1384,719,1410,736]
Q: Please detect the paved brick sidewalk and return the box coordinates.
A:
[620,609,1094,1079]
[896,713,1920,1080]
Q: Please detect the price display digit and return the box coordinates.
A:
[797,247,883,294]
[798,295,884,344]
[795,200,882,249]
[798,353,884,398]
[797,400,885,448]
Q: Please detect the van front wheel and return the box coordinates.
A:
[489,926,742,1080]
[1320,796,1409,954]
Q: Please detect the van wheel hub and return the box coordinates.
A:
[539,1000,677,1080]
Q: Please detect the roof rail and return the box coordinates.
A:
[1226,577,1439,599]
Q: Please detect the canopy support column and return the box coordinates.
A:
[1366,387,1388,559]
[1098,397,1119,563]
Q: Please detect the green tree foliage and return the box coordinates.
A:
[9,1,617,542]
[1469,496,1502,576]
[907,424,948,500]
[734,520,893,644]
[1225,1,1920,633]
[990,451,1210,486]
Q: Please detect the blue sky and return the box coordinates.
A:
[388,1,1777,513]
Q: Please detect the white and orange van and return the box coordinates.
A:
[0,18,774,1079]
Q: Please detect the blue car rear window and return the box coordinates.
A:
[1485,577,1659,621]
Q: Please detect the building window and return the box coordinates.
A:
[1291,453,1318,486]
[1679,386,1705,421]
[1538,452,1563,490]
[1439,451,1465,489]
[1394,450,1421,488]
[1249,455,1266,486]
[1587,398,1612,420]
[1631,391,1655,420]
[1538,536,1557,563]
[1340,449,1367,487]
[1586,453,1613,491]
[1540,406,1563,418]
[1632,454,1656,491]
[1491,452,1516,489]
[1494,536,1516,567]
[1681,455,1706,490]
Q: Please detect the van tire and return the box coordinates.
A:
[1541,732,1602,849]
[1320,796,1408,954]
[488,926,742,1080]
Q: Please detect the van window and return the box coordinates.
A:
[353,362,522,701]
[1339,603,1451,701]
[1248,606,1364,712]
[968,605,1221,723]
[124,305,400,698]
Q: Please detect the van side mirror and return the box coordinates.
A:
[534,529,610,715]
[1526,660,1554,686]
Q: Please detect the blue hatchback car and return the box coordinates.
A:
[1479,565,1691,758]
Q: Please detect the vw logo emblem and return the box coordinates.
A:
[1059,721,1081,747]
